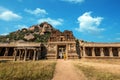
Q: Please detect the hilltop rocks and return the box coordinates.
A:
[28,22,53,35]
[40,22,53,35]
[0,22,54,42]
[24,33,35,41]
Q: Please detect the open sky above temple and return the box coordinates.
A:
[0,0,120,42]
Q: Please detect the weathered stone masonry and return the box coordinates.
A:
[80,42,120,59]
[0,43,41,61]
[0,30,120,61]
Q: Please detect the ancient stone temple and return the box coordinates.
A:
[47,30,79,59]
[0,22,120,61]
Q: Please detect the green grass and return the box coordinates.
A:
[0,60,56,80]
[75,64,120,80]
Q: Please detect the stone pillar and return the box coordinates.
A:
[33,49,36,61]
[14,49,17,61]
[18,50,21,60]
[66,44,68,59]
[4,48,9,56]
[92,47,95,57]
[21,50,24,59]
[24,49,27,61]
[69,44,70,50]
[118,48,120,57]
[55,45,58,59]
[100,48,104,57]
[28,50,30,59]
[83,47,86,57]
[109,47,113,57]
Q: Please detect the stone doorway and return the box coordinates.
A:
[57,45,66,59]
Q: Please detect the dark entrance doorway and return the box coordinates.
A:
[57,45,66,59]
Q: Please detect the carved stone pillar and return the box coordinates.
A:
[55,45,58,59]
[100,48,104,57]
[24,49,27,61]
[18,50,21,60]
[83,47,86,57]
[4,48,9,56]
[109,47,113,57]
[118,48,120,57]
[21,50,24,59]
[14,49,17,61]
[92,47,95,57]
[66,44,68,59]
[69,44,71,50]
[33,49,36,61]
[28,50,31,60]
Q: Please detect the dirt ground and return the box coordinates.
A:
[52,59,120,80]
[52,59,86,80]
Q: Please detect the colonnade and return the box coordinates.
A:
[0,47,13,56]
[0,47,40,61]
[82,47,120,57]
[14,47,40,61]
[0,46,120,60]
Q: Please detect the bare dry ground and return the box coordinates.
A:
[53,59,120,80]
[52,59,86,80]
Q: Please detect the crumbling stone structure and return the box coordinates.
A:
[80,41,120,59]
[0,43,41,61]
[47,30,78,59]
[0,22,120,61]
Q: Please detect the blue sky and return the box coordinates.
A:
[0,0,120,42]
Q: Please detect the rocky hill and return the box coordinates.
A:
[0,22,55,43]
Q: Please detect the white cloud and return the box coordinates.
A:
[0,7,22,21]
[16,25,28,29]
[0,33,8,36]
[76,12,104,33]
[24,8,48,16]
[38,18,63,27]
[61,0,84,3]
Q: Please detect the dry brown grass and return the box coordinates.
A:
[73,59,120,80]
[81,59,120,65]
[0,60,56,80]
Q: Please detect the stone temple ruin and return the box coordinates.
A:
[0,22,120,61]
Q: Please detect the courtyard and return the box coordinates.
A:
[0,59,120,80]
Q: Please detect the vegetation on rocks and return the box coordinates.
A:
[0,22,52,43]
[33,32,51,42]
